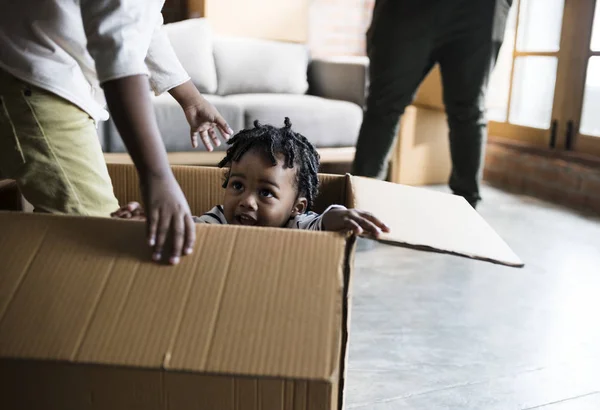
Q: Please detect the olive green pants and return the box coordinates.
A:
[0,69,118,216]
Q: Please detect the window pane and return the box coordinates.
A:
[591,2,600,51]
[516,0,565,52]
[487,4,518,122]
[580,57,600,137]
[509,56,558,129]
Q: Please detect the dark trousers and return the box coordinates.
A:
[352,0,512,206]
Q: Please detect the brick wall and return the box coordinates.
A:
[483,140,600,215]
[308,0,375,57]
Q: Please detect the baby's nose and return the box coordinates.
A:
[240,193,258,210]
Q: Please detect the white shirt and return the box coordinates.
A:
[0,0,190,122]
[193,205,346,230]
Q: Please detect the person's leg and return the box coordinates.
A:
[436,0,509,207]
[352,1,436,179]
[0,70,119,216]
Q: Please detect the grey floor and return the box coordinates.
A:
[345,184,600,410]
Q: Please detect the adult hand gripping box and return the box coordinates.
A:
[0,164,522,410]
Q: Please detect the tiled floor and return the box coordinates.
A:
[345,185,600,409]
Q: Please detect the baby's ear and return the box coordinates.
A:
[293,197,308,215]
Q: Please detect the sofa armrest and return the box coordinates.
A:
[308,56,369,108]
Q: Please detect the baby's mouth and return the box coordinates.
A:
[235,213,257,226]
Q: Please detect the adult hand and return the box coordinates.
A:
[170,80,233,151]
[141,173,196,265]
[103,75,196,266]
[183,97,233,151]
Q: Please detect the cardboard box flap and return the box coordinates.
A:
[348,176,523,267]
[0,212,347,381]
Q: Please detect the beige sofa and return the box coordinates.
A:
[101,18,368,165]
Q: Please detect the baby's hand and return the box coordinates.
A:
[322,208,390,238]
[110,201,146,221]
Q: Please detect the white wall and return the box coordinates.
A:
[204,0,309,43]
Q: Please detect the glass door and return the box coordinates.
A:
[487,0,568,147]
[571,0,600,157]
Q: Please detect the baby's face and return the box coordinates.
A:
[223,149,307,227]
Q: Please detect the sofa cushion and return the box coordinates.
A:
[164,18,218,94]
[108,94,243,152]
[213,37,309,96]
[225,94,362,148]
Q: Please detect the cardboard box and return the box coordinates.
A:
[389,66,451,186]
[379,66,451,186]
[390,105,452,186]
[0,164,522,410]
[413,65,445,112]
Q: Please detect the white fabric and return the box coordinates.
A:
[213,37,309,96]
[163,19,218,94]
[0,0,190,122]
[193,205,345,230]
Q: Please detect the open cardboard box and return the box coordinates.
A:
[0,164,522,410]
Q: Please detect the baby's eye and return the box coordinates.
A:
[259,189,274,198]
[231,181,243,191]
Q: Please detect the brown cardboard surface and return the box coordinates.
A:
[108,164,225,216]
[413,65,445,112]
[0,211,347,409]
[1,360,336,410]
[348,176,524,267]
[107,164,349,215]
[390,106,452,186]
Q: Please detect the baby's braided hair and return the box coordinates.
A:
[218,117,320,211]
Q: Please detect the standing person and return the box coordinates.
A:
[352,0,513,208]
[0,1,233,264]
